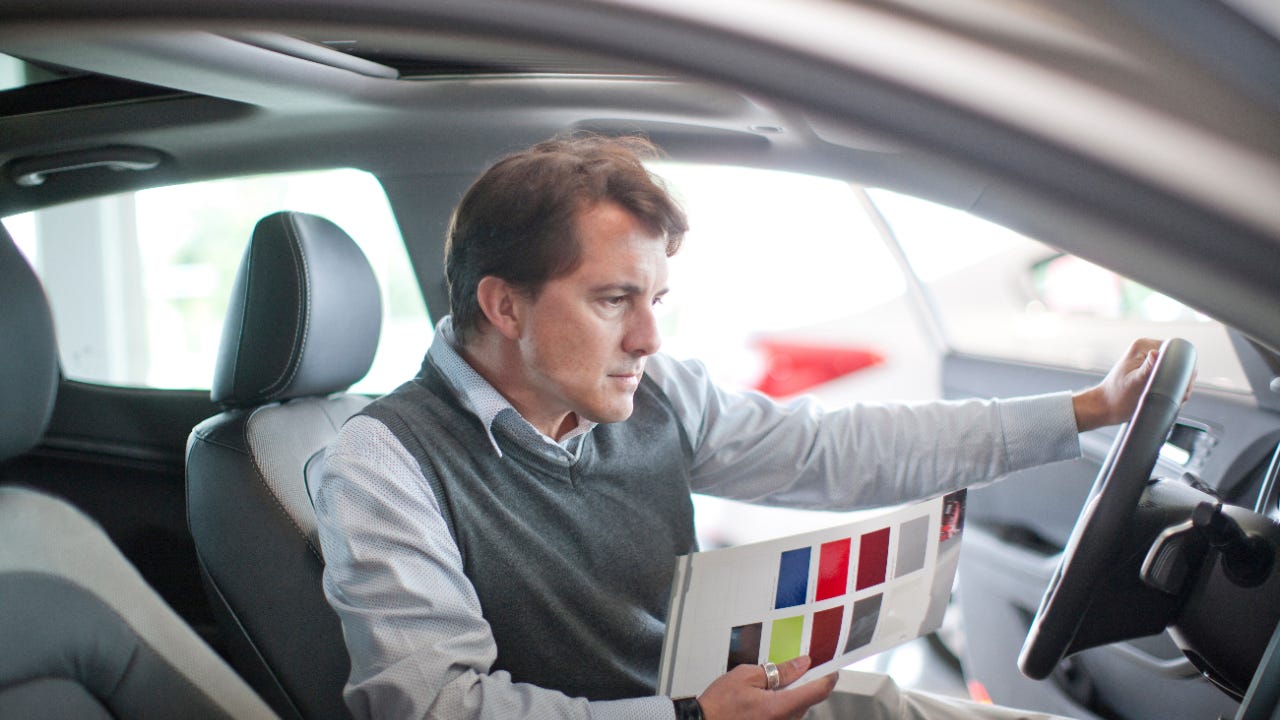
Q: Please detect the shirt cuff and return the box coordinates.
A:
[997,391,1080,471]
[590,696,680,720]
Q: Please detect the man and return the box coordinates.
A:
[314,135,1164,720]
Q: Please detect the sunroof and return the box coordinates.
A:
[291,32,656,77]
[0,57,181,119]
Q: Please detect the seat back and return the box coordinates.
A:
[187,211,382,720]
[0,226,57,461]
[0,225,277,720]
[0,487,280,720]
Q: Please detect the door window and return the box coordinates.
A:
[649,163,929,406]
[866,188,1247,393]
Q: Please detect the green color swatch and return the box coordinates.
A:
[768,615,804,664]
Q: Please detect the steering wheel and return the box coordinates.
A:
[1019,338,1197,680]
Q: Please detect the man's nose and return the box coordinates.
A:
[623,304,662,356]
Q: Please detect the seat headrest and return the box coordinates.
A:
[0,226,58,463]
[212,211,382,408]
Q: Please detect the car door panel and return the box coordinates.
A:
[945,352,1266,720]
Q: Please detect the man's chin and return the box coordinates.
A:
[591,400,636,425]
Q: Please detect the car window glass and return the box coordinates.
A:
[648,163,935,547]
[3,169,429,393]
[1031,254,1205,322]
[867,188,1248,393]
[648,163,924,402]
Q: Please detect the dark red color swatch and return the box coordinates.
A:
[808,605,845,665]
[856,527,890,590]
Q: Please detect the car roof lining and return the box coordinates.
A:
[0,26,925,209]
[1,5,1279,353]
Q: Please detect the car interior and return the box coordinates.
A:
[2,2,1279,719]
[186,210,383,720]
[0,222,275,719]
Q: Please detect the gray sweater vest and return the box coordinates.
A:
[361,362,698,701]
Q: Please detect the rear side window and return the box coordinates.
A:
[3,169,430,393]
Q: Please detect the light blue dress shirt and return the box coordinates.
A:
[314,317,1080,720]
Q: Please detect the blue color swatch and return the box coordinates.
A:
[774,547,811,609]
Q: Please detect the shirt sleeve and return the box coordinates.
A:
[644,353,1081,509]
[313,415,676,720]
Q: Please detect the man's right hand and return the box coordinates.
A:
[697,656,837,720]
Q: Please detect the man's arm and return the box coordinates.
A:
[313,415,675,720]
[648,338,1175,510]
[647,353,1080,509]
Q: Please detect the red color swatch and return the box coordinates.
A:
[815,538,851,601]
[856,527,890,590]
[809,605,845,665]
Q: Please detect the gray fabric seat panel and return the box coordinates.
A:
[246,395,372,552]
[0,487,278,720]
[0,677,112,720]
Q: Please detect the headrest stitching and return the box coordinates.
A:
[256,213,312,398]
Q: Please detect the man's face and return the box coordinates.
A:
[511,200,669,438]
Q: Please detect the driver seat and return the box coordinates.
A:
[186,211,382,720]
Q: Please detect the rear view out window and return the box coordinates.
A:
[4,169,430,393]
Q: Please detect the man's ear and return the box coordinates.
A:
[475,276,524,341]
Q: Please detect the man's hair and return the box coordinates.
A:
[445,134,688,345]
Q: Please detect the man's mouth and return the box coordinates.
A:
[608,368,643,384]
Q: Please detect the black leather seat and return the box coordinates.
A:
[0,225,277,719]
[186,211,382,720]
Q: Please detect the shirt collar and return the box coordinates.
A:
[426,316,596,458]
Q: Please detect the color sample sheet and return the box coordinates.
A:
[657,490,965,697]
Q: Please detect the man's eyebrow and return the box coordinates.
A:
[590,282,655,295]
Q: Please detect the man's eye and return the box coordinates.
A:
[652,295,665,306]
[604,296,627,307]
